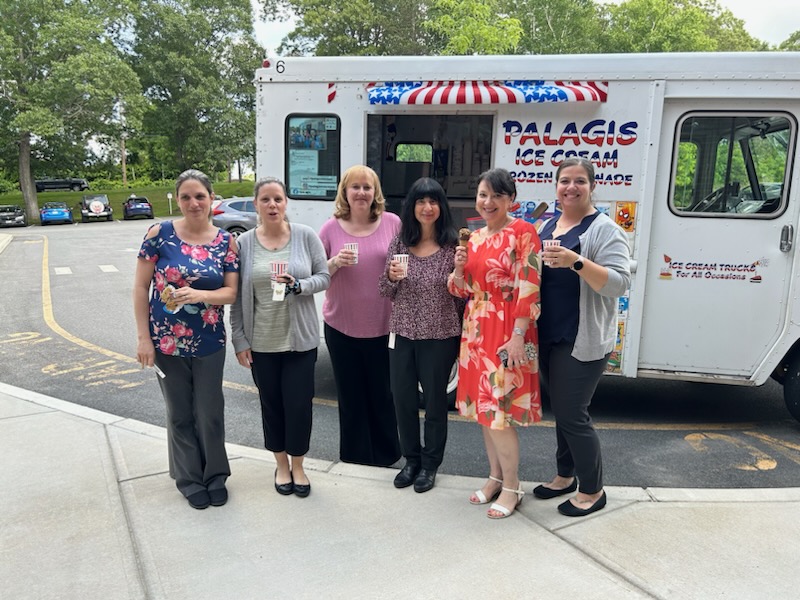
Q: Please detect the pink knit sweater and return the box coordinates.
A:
[319,213,400,338]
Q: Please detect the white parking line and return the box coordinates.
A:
[53,267,72,275]
[98,265,119,273]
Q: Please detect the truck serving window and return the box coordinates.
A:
[671,113,794,217]
[285,114,341,200]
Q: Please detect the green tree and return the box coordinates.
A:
[502,0,602,55]
[261,0,436,56]
[130,0,259,178]
[779,30,800,51]
[599,0,766,53]
[0,0,144,220]
[425,0,522,55]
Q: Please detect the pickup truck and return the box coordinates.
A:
[35,178,90,192]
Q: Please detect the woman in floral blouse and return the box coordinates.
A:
[133,169,239,510]
[379,178,462,494]
[449,168,542,519]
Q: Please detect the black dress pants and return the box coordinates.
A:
[390,334,459,470]
[324,323,401,467]
[250,349,316,456]
[539,340,609,494]
[155,348,230,497]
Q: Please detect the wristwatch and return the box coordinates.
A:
[571,256,585,271]
[512,326,525,337]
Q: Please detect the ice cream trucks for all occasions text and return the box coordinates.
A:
[254,52,800,420]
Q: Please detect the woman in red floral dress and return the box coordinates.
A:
[449,168,542,519]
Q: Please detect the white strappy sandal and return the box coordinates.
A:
[469,475,503,505]
[487,485,525,519]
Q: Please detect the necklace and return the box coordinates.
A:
[260,225,289,250]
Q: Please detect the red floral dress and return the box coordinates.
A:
[448,219,542,429]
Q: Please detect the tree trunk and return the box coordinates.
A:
[18,132,38,222]
[121,135,127,187]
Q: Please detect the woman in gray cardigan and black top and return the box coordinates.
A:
[535,158,631,517]
[230,177,330,498]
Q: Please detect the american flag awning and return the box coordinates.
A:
[367,80,608,105]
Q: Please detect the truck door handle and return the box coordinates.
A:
[780,224,794,252]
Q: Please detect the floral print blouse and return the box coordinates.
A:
[138,221,239,357]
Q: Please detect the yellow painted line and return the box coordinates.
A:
[42,236,138,364]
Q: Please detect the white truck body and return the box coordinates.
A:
[255,52,800,419]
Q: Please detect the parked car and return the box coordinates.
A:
[122,195,154,220]
[211,197,256,237]
[35,177,89,192]
[80,194,113,222]
[0,204,27,227]
[39,202,74,225]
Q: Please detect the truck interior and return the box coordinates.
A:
[366,114,493,227]
[672,113,794,217]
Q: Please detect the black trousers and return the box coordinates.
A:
[324,323,401,467]
[539,341,609,494]
[390,334,459,470]
[155,348,230,497]
[250,349,316,456]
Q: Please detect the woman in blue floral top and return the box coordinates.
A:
[133,169,239,510]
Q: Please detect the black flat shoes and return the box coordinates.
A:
[413,469,437,493]
[532,479,578,499]
[558,491,607,517]
[208,487,228,506]
[274,469,293,496]
[187,490,211,509]
[393,462,421,489]
[293,481,311,498]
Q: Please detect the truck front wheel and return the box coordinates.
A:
[782,352,800,422]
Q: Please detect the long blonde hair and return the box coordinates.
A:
[333,165,386,221]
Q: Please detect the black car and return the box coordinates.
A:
[35,177,89,192]
[122,195,154,220]
[0,204,27,227]
[80,194,113,222]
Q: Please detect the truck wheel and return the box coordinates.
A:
[782,352,800,421]
[71,184,81,192]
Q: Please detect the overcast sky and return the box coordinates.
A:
[252,0,798,52]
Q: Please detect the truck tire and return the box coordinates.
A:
[71,184,82,191]
[782,352,800,422]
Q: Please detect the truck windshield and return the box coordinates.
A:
[672,113,794,217]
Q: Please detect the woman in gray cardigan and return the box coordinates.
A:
[230,177,330,498]
[535,158,631,517]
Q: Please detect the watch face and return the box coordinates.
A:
[573,259,584,271]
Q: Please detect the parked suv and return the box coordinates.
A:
[122,195,154,220]
[80,194,113,222]
[0,204,27,227]
[35,177,89,192]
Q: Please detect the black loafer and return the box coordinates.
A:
[558,491,607,517]
[274,469,294,496]
[533,479,577,499]
[187,490,211,510]
[208,487,228,506]
[293,481,311,498]
[393,462,421,489]
[413,468,437,493]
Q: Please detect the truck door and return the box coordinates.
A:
[639,103,798,377]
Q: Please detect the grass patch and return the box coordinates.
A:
[1,181,256,219]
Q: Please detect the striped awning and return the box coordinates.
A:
[367,80,608,105]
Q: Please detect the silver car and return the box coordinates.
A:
[211,197,256,238]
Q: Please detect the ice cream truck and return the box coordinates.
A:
[254,52,800,420]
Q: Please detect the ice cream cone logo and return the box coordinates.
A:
[750,260,762,284]
[659,253,673,280]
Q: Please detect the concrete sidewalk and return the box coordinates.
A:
[2,381,799,599]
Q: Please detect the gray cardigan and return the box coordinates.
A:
[543,212,631,361]
[230,223,330,354]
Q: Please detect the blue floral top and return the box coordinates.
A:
[138,221,239,357]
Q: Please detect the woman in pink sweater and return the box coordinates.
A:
[319,165,401,466]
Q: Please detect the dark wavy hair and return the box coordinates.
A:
[399,177,457,247]
[476,168,517,198]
